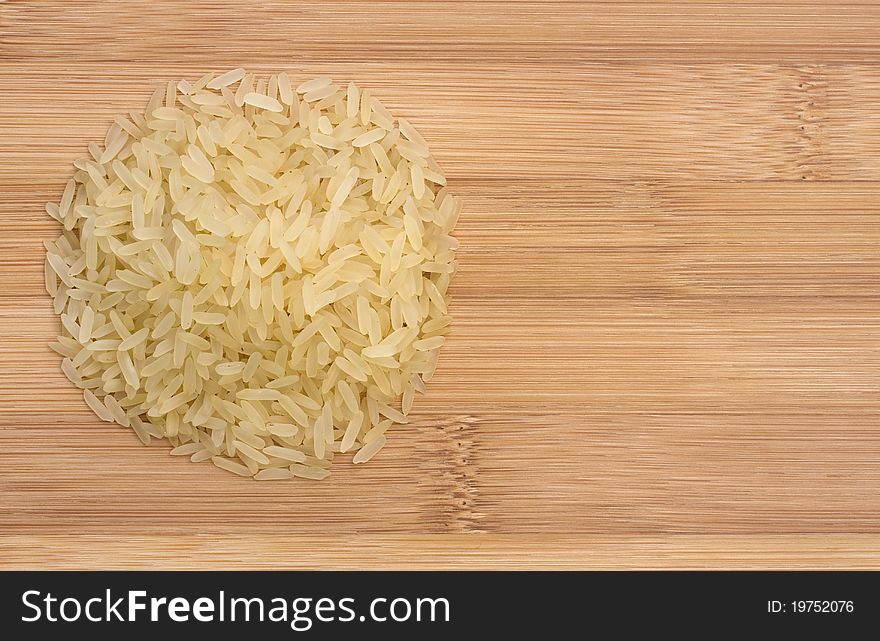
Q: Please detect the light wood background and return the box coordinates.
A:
[1,1,879,569]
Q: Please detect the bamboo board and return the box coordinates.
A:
[1,1,879,569]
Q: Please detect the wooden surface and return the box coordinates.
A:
[1,1,880,569]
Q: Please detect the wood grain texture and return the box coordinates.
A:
[1,1,879,569]
[4,535,880,570]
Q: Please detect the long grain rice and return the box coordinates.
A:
[43,70,459,480]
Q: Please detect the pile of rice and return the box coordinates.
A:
[43,70,459,480]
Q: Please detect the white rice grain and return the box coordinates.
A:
[206,67,246,89]
[352,435,387,464]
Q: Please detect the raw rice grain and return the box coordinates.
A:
[43,70,459,480]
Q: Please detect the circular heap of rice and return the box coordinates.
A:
[43,70,460,480]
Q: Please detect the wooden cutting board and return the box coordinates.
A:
[2,1,879,569]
